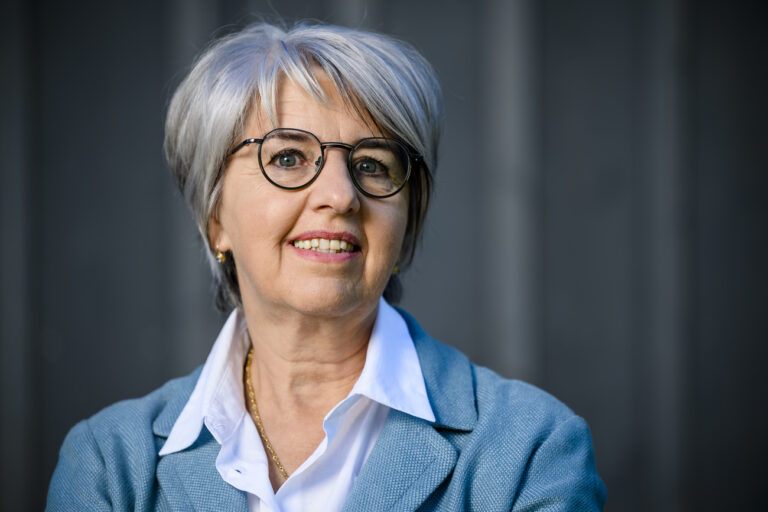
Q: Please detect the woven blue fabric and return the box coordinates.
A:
[47,309,606,511]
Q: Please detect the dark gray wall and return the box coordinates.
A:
[1,0,766,510]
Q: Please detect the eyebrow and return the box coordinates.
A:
[355,139,396,150]
[269,131,315,143]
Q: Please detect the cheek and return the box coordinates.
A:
[221,182,298,254]
[394,210,409,250]
[373,199,409,259]
[395,195,410,242]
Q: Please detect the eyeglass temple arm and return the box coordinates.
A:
[229,138,264,155]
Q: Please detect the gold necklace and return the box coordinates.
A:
[244,346,290,480]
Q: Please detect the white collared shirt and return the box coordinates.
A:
[159,298,435,512]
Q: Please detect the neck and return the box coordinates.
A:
[241,300,378,413]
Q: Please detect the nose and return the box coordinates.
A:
[308,147,360,214]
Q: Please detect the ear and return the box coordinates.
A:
[207,215,232,254]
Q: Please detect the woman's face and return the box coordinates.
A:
[210,74,408,320]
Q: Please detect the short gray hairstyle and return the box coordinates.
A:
[165,22,442,311]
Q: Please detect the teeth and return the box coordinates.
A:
[293,238,355,253]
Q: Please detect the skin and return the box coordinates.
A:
[208,72,409,491]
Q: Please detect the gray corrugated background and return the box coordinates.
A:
[2,0,766,510]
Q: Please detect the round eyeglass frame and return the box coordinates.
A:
[228,127,423,199]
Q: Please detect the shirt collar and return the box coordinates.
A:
[158,298,434,456]
[350,298,435,423]
[158,310,248,455]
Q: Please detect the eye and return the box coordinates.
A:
[268,150,306,169]
[354,158,387,176]
[278,153,298,167]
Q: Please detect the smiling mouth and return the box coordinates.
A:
[291,237,359,254]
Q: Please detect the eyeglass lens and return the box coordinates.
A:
[257,129,409,197]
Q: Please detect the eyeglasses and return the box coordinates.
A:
[229,128,422,198]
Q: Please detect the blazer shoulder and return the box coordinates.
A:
[60,366,202,467]
[473,365,576,428]
[460,366,606,509]
[85,366,201,438]
[47,368,202,510]
[93,367,202,429]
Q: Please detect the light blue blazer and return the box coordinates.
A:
[47,309,606,511]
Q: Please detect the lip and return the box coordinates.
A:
[287,230,362,263]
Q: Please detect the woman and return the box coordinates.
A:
[47,22,605,511]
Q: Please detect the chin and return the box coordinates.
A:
[283,283,378,319]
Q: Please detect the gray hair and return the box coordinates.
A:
[165,22,442,311]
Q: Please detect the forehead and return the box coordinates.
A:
[247,71,381,141]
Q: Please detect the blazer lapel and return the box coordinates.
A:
[155,429,248,511]
[342,410,457,512]
[151,369,247,511]
[343,310,479,512]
